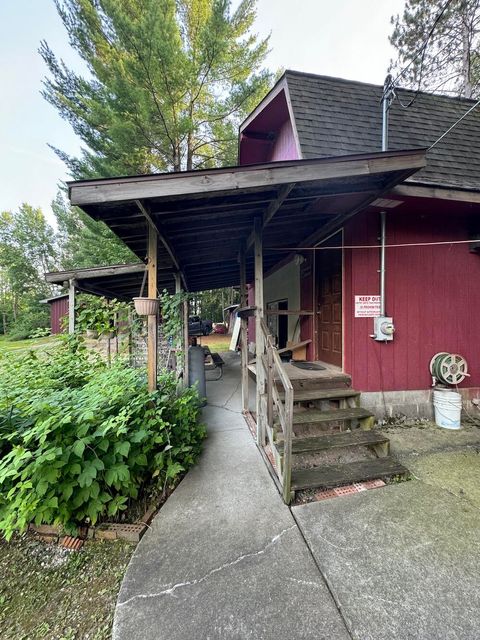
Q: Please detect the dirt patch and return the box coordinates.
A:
[377,418,480,459]
[0,533,132,640]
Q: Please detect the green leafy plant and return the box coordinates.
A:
[0,337,205,539]
[159,289,190,368]
[75,294,129,337]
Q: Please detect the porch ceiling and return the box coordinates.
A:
[68,149,426,292]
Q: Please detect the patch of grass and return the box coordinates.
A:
[200,334,232,352]
[0,534,133,640]
[0,335,60,352]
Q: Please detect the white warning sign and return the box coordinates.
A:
[354,295,381,318]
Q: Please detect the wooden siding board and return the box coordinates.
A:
[344,201,480,392]
[50,297,68,334]
[267,119,298,162]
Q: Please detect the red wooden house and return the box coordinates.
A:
[66,70,480,499]
[240,70,480,418]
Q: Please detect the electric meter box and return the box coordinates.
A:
[373,316,395,342]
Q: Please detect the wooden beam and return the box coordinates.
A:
[393,183,480,204]
[264,309,314,316]
[246,183,295,250]
[135,199,188,291]
[254,217,265,446]
[68,279,76,335]
[147,226,158,392]
[183,298,189,387]
[45,262,145,284]
[297,165,422,250]
[69,150,427,206]
[239,243,249,414]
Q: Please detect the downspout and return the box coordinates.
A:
[380,75,394,317]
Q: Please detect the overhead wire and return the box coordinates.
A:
[429,96,480,148]
[264,239,479,252]
[384,0,454,104]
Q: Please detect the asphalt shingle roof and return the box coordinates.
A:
[285,70,480,191]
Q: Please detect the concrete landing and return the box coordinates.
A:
[113,353,349,640]
[293,480,480,640]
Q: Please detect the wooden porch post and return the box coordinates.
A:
[239,243,249,413]
[68,279,76,334]
[174,273,188,387]
[147,226,158,392]
[183,297,189,387]
[254,217,265,445]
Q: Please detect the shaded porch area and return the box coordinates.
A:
[67,149,426,502]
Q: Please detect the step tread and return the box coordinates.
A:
[291,457,408,490]
[286,407,374,425]
[281,388,360,402]
[276,429,388,454]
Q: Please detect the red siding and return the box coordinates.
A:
[343,199,480,391]
[267,119,298,162]
[239,89,300,164]
[50,297,68,334]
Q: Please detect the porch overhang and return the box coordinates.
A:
[45,262,154,300]
[68,149,427,292]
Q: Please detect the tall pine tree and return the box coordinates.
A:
[390,0,480,98]
[41,0,272,178]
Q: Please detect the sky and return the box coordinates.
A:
[0,0,405,224]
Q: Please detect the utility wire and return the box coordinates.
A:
[385,0,454,103]
[265,239,478,252]
[429,97,480,148]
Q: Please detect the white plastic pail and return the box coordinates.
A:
[433,390,462,429]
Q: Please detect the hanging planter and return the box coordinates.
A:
[133,297,159,316]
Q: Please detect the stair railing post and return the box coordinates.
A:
[254,217,266,445]
[266,336,274,429]
[282,385,294,503]
[239,243,249,414]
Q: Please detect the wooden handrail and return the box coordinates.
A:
[258,318,294,503]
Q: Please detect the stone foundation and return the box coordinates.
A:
[361,388,480,420]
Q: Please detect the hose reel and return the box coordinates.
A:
[429,352,469,386]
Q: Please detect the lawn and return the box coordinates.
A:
[0,534,133,640]
[0,335,60,352]
[199,333,232,352]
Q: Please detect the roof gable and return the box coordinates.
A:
[283,70,480,192]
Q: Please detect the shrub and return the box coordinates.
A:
[7,307,50,341]
[0,337,205,539]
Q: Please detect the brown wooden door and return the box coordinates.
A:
[316,247,342,367]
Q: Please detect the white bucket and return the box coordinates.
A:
[433,390,462,429]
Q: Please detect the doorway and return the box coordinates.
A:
[316,233,342,367]
[267,299,288,349]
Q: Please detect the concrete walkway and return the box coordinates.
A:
[113,353,350,640]
[114,353,480,639]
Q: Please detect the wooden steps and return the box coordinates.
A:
[280,388,360,403]
[265,380,407,500]
[275,407,374,430]
[276,429,389,455]
[291,457,408,491]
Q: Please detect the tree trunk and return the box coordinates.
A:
[461,16,473,98]
[187,132,193,171]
